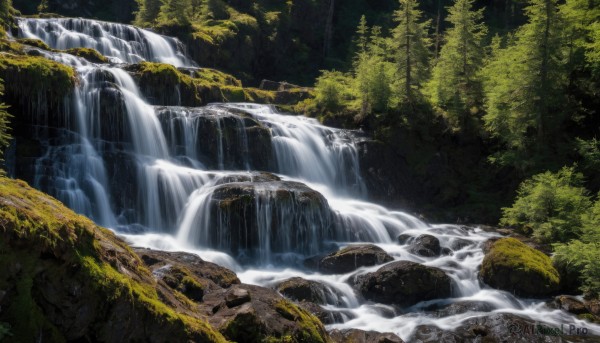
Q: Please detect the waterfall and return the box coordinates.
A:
[17,17,195,67]
[11,17,600,341]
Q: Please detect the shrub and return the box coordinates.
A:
[500,166,592,243]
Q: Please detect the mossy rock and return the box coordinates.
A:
[65,47,109,63]
[0,53,75,100]
[0,177,227,342]
[480,238,560,297]
[16,38,51,51]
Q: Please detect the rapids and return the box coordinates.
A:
[11,17,600,341]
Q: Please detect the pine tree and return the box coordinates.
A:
[135,0,162,25]
[353,19,392,115]
[427,0,487,128]
[482,0,565,169]
[392,0,431,103]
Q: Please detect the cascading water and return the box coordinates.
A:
[11,17,600,341]
[17,17,194,67]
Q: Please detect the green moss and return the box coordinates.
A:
[65,48,109,63]
[195,67,241,87]
[0,53,75,101]
[16,38,51,50]
[481,238,560,296]
[0,177,227,343]
[274,300,330,343]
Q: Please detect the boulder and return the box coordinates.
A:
[479,238,560,297]
[409,234,441,257]
[275,277,344,305]
[354,261,452,307]
[329,328,404,343]
[316,244,394,274]
[199,181,333,261]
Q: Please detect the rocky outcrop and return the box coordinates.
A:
[329,328,404,343]
[156,106,274,171]
[0,177,226,342]
[479,238,560,297]
[313,244,394,274]
[354,261,453,307]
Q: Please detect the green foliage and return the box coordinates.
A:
[427,0,487,130]
[500,167,592,243]
[0,322,12,341]
[135,0,162,25]
[159,0,192,26]
[0,0,10,26]
[392,0,431,102]
[553,240,600,298]
[314,70,353,112]
[482,0,566,169]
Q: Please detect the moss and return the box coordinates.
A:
[274,300,330,343]
[0,177,227,342]
[65,48,109,63]
[16,38,51,51]
[0,53,75,101]
[195,67,241,87]
[480,238,560,296]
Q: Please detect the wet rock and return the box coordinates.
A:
[316,244,394,274]
[449,238,473,251]
[156,107,273,171]
[409,234,441,257]
[199,284,330,343]
[397,233,415,245]
[427,301,496,317]
[297,301,352,325]
[354,261,452,307]
[548,295,587,315]
[135,249,240,289]
[411,313,565,342]
[329,328,404,343]
[480,238,560,297]
[275,277,344,305]
[203,181,333,261]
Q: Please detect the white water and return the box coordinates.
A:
[14,17,600,341]
[17,17,194,67]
